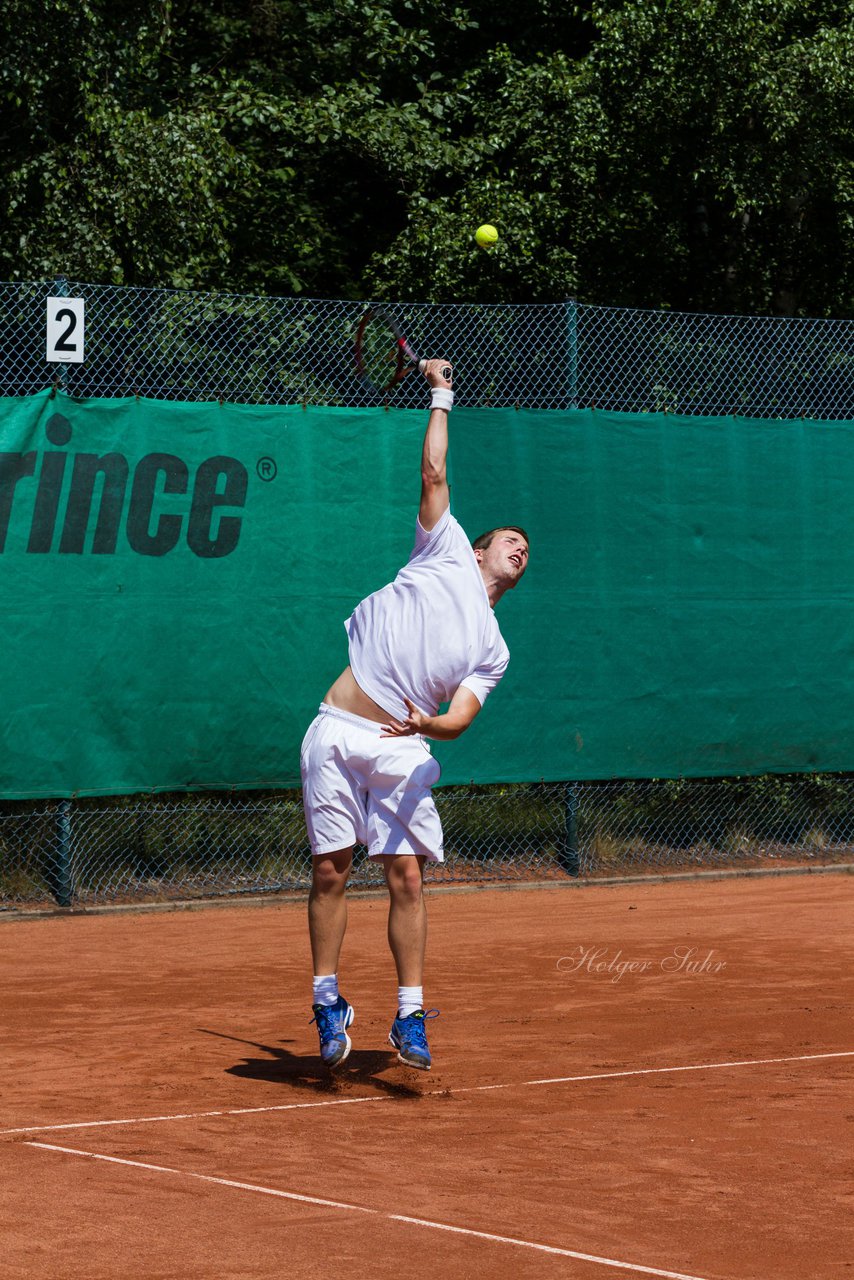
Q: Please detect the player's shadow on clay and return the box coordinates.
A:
[198,1028,422,1098]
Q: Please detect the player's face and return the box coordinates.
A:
[478,530,529,587]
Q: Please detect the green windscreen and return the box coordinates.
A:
[1,391,852,797]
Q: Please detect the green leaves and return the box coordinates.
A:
[578,0,854,314]
[2,0,854,312]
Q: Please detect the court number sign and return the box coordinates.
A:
[46,296,85,363]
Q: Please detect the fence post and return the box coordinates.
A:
[565,298,578,409]
[52,798,74,907]
[559,782,581,876]
[53,274,70,394]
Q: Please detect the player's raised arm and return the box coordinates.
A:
[419,358,453,532]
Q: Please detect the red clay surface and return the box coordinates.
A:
[2,872,853,1279]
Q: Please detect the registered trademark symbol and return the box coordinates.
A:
[257,457,277,481]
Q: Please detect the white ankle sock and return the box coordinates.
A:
[398,985,423,1018]
[313,974,339,1007]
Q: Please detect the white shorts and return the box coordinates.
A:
[300,704,444,861]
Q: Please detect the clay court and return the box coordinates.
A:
[3,870,852,1279]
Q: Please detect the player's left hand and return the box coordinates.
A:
[380,698,429,737]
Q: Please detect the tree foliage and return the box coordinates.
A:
[2,0,854,314]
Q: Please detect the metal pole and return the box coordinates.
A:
[53,798,74,907]
[565,298,579,410]
[54,274,70,393]
[560,782,580,876]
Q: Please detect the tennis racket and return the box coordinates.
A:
[355,305,451,394]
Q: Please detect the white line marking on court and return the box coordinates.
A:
[509,1049,854,1090]
[26,1141,712,1280]
[389,1215,711,1279]
[4,1048,852,1137]
[26,1142,377,1213]
[1,1094,387,1136]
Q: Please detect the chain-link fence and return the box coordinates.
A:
[5,280,854,414]
[3,281,574,407]
[2,779,852,912]
[3,280,854,911]
[572,304,854,418]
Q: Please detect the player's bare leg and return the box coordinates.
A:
[383,854,437,1069]
[308,848,353,972]
[383,853,427,984]
[308,848,354,1067]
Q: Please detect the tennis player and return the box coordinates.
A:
[301,358,529,1070]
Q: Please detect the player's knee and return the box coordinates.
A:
[386,858,424,904]
[311,850,352,895]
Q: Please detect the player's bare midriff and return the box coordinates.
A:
[322,666,393,724]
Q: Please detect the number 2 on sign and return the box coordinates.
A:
[46,297,85,363]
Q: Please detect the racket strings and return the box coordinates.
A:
[356,311,413,393]
[363,334,401,390]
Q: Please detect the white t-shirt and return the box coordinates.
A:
[345,506,509,721]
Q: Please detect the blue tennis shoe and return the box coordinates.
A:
[389,1008,439,1070]
[310,995,354,1067]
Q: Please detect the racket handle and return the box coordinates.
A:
[418,358,452,381]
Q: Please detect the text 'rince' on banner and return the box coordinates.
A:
[1,391,853,797]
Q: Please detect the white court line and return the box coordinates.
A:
[517,1049,854,1089]
[1,1094,388,1136]
[27,1142,377,1213]
[4,1048,852,1137]
[26,1141,712,1280]
[390,1214,709,1280]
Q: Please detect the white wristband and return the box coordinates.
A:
[430,387,454,412]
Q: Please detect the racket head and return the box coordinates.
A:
[354,306,420,394]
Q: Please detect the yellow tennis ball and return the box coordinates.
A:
[475,223,499,249]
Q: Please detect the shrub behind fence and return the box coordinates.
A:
[3,778,852,912]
